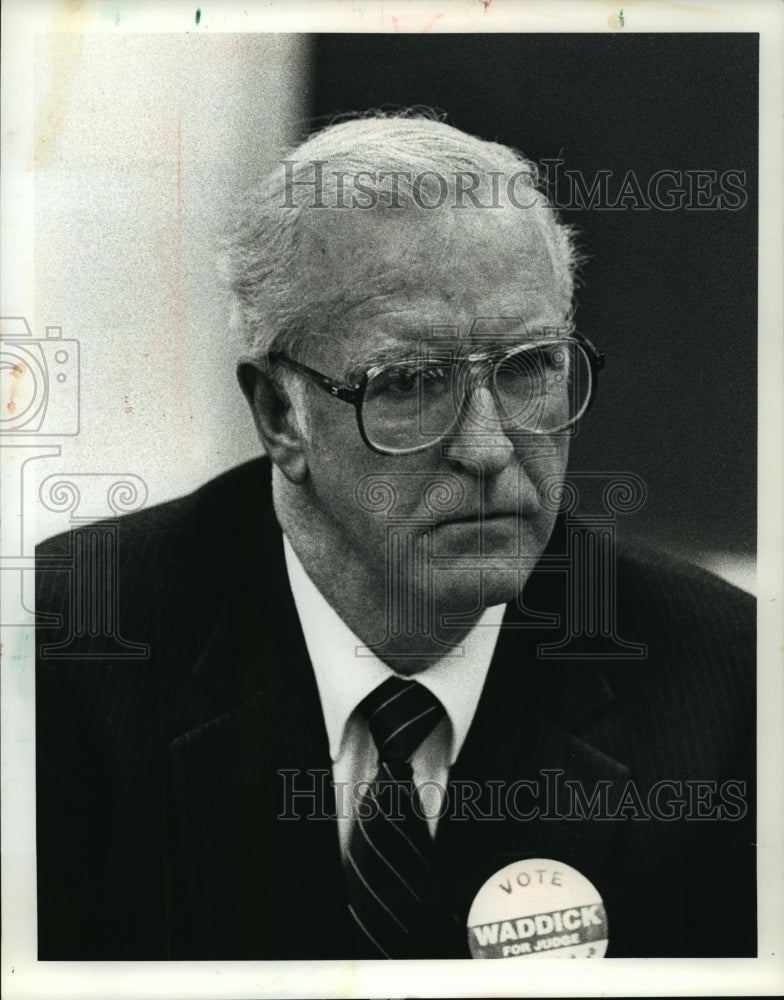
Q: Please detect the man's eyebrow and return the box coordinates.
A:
[342,325,578,380]
[343,346,425,382]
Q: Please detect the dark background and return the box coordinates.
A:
[306,33,758,561]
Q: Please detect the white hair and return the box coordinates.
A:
[222,109,581,366]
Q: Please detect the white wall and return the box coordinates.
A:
[29,32,308,543]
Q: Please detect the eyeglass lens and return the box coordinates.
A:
[360,341,592,453]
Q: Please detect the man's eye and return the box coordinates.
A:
[374,366,449,395]
[383,370,420,393]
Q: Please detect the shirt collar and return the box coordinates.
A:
[282,534,505,766]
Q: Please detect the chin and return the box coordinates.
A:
[431,567,530,616]
[473,570,532,609]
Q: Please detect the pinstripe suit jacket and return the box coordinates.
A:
[36,457,756,959]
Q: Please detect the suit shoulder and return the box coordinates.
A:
[35,458,273,625]
[36,457,271,562]
[610,539,755,709]
[615,539,755,624]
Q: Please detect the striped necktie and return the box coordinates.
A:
[345,675,448,959]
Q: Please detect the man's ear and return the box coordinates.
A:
[237,359,308,483]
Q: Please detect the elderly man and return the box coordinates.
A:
[36,113,755,960]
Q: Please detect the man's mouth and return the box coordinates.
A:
[436,510,523,526]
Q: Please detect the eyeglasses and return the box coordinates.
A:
[269,334,604,456]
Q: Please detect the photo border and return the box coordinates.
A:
[2,2,782,997]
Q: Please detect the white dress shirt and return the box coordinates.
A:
[282,534,506,854]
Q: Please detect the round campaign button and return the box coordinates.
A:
[466,858,608,959]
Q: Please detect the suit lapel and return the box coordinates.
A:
[163,485,351,958]
[437,561,630,955]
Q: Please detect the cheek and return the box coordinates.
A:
[304,405,403,535]
[307,395,440,506]
[530,440,570,538]
[520,437,570,486]
[307,398,372,480]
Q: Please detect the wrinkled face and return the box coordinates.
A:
[289,203,572,612]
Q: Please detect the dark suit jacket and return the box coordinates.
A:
[36,457,756,960]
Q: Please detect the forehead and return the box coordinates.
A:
[293,204,569,366]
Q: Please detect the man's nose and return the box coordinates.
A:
[441,385,517,475]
